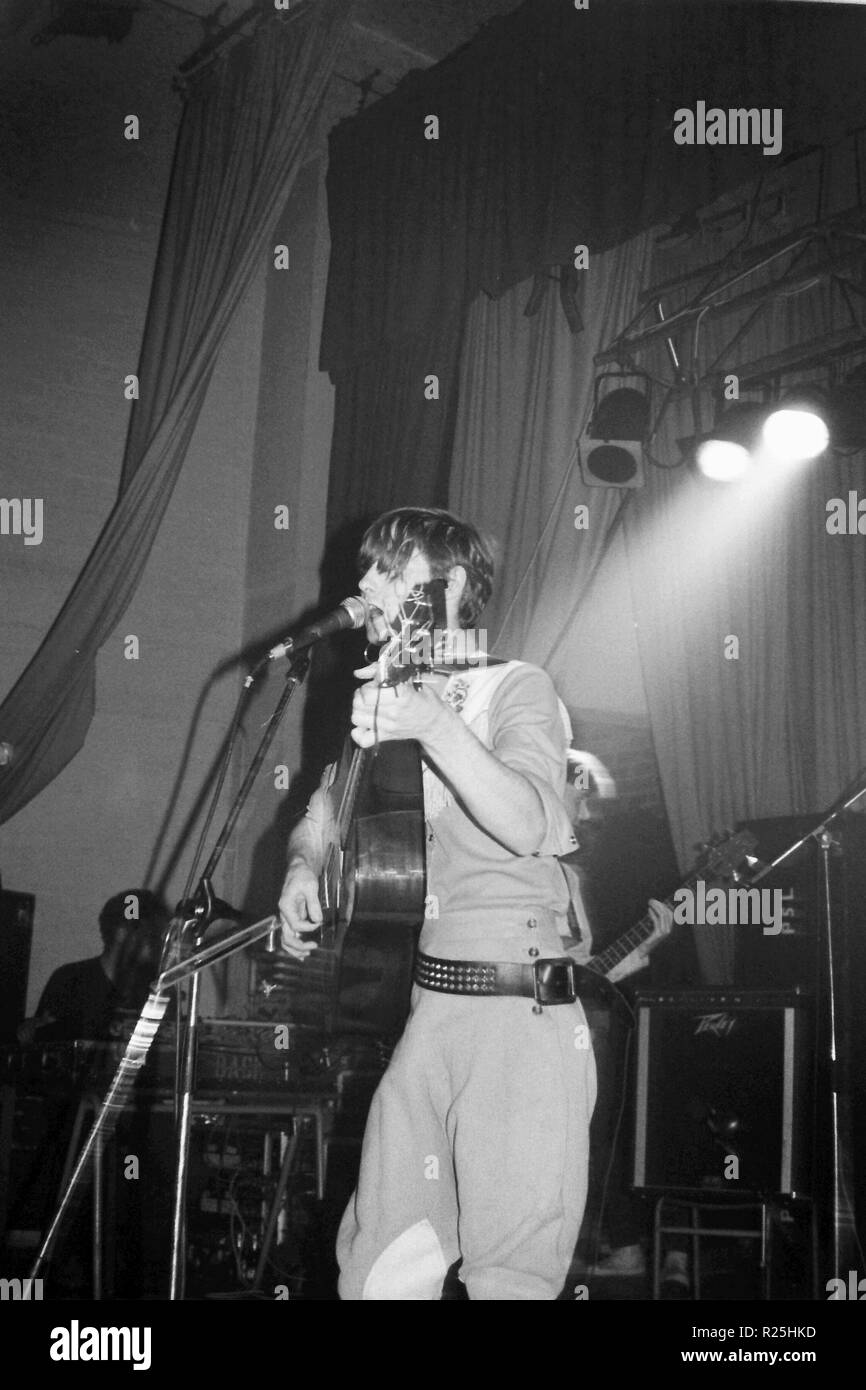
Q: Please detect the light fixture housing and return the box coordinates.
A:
[578,376,649,489]
[762,386,830,463]
[589,387,650,441]
[690,402,767,481]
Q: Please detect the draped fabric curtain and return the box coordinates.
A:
[622,416,866,980]
[317,307,466,605]
[623,439,866,803]
[451,265,866,978]
[449,141,866,980]
[620,127,866,978]
[320,0,864,549]
[449,232,653,663]
[0,0,352,825]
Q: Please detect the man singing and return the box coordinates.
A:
[277,507,596,1300]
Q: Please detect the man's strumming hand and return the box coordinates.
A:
[277,860,322,960]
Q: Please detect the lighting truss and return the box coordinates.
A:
[596,210,866,395]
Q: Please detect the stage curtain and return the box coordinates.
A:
[449,232,653,657]
[0,0,352,826]
[617,124,866,978]
[622,417,866,980]
[448,130,866,982]
[320,0,866,544]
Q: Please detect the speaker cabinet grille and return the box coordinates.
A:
[633,990,812,1197]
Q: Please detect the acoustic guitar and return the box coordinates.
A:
[319,579,447,954]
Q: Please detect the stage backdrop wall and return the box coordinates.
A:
[0,155,266,1015]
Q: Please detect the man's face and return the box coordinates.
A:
[358,548,433,643]
[114,921,162,973]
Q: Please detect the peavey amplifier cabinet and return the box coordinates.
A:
[633,989,813,1197]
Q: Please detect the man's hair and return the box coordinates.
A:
[358,507,494,626]
[98,890,167,947]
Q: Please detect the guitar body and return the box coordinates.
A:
[342,740,427,928]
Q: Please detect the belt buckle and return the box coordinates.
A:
[533,957,577,1006]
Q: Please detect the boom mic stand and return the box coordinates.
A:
[744,769,866,1282]
[28,649,311,1298]
[164,649,310,1300]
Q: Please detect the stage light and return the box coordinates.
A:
[691,402,766,481]
[590,387,650,441]
[762,408,829,462]
[578,375,649,489]
[695,438,751,482]
[762,387,830,462]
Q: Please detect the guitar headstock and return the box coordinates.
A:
[696,829,759,882]
[376,579,448,688]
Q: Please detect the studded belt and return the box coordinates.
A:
[414,952,578,1005]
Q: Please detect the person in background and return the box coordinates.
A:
[18,889,168,1043]
[559,752,688,1294]
[12,889,169,1297]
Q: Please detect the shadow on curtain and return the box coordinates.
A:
[0,0,352,826]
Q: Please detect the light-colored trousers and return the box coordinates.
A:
[337,985,596,1300]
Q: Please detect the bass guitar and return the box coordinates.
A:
[583,828,758,983]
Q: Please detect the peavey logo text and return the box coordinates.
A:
[674,103,782,157]
[50,1321,151,1371]
[695,1012,736,1039]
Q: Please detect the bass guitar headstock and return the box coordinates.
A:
[694,828,759,882]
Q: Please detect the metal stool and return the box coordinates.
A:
[653,1196,773,1300]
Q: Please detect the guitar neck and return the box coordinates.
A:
[336,745,367,848]
[585,861,706,979]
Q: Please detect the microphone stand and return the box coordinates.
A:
[744,769,866,1281]
[27,651,313,1298]
[164,649,310,1300]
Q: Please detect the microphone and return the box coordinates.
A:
[268,596,367,661]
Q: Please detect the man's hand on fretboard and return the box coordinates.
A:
[604,897,673,983]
